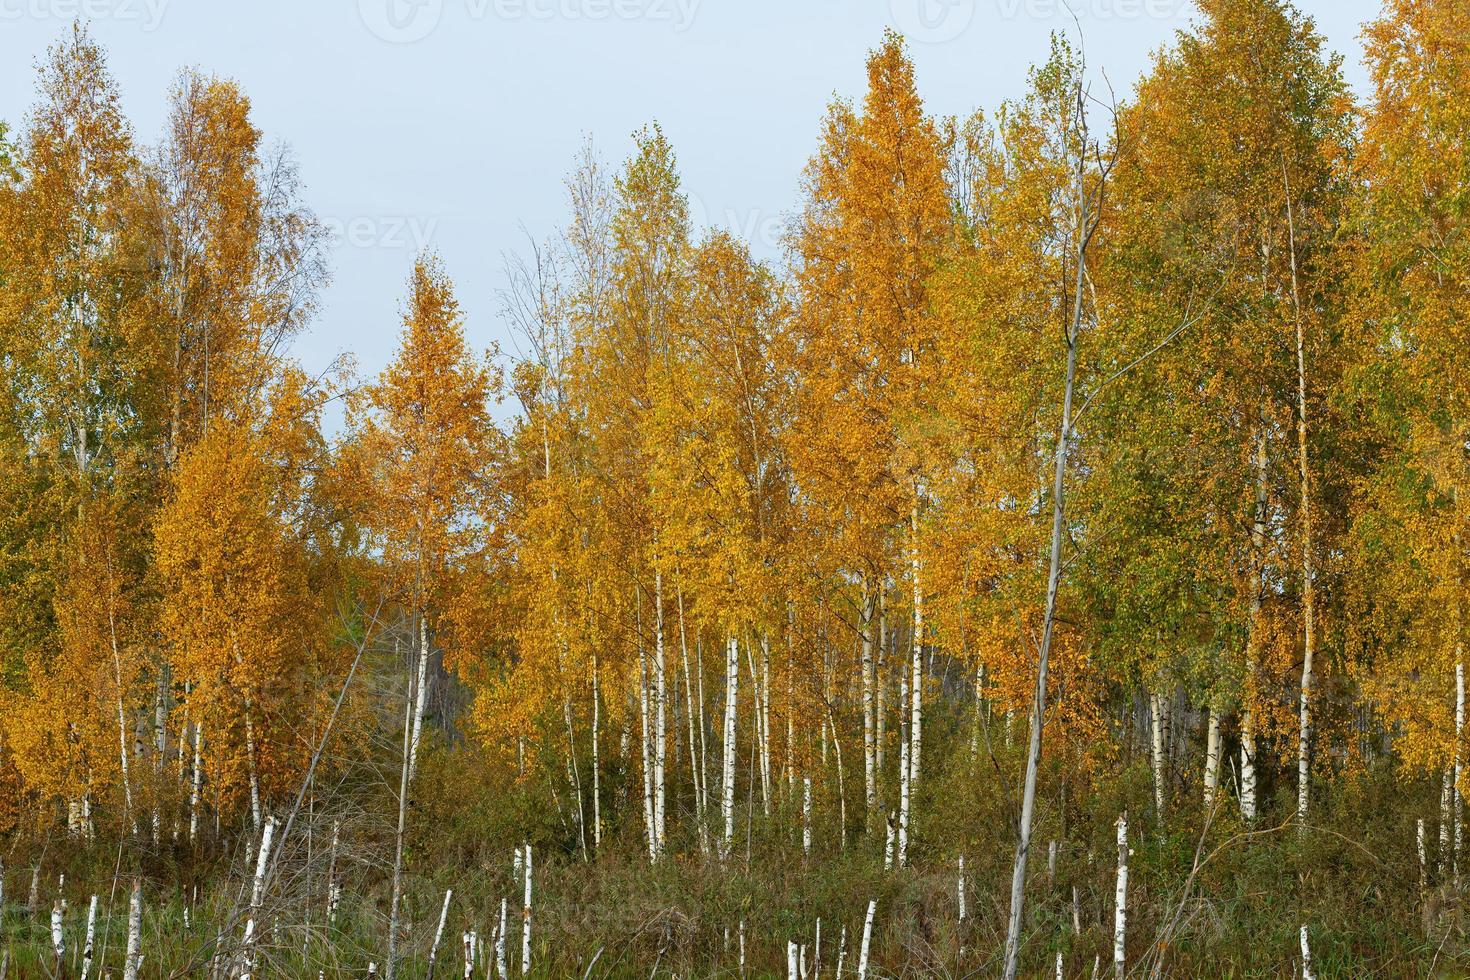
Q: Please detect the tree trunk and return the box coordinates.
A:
[1287,185,1316,830]
[520,844,532,976]
[857,899,877,980]
[122,880,142,980]
[1113,810,1129,980]
[386,637,418,980]
[1203,706,1221,813]
[910,505,924,793]
[678,590,708,855]
[426,889,452,980]
[1001,96,1095,978]
[591,649,602,851]
[862,581,877,824]
[722,635,739,857]
[653,571,668,858]
[240,815,275,980]
[1150,691,1166,816]
[1241,417,1269,823]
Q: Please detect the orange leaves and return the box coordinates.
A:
[349,254,502,618]
[156,409,326,818]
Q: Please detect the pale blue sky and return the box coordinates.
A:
[1,0,1378,404]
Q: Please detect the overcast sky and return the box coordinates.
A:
[1,0,1379,417]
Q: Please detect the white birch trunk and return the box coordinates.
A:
[521,844,532,977]
[387,639,418,980]
[108,610,135,835]
[957,855,966,922]
[875,591,887,797]
[653,571,668,858]
[592,649,602,850]
[82,894,97,979]
[910,505,924,789]
[1113,811,1128,980]
[50,900,64,972]
[496,898,509,979]
[836,924,847,979]
[1203,706,1221,814]
[857,899,877,980]
[677,591,708,854]
[1241,420,1268,823]
[1457,656,1465,881]
[1286,185,1316,832]
[245,705,262,833]
[1300,925,1315,980]
[897,657,911,869]
[861,584,876,822]
[123,879,142,980]
[638,603,655,861]
[409,618,430,780]
[240,814,275,980]
[1442,765,1453,865]
[1419,817,1428,896]
[188,720,204,844]
[803,776,813,856]
[722,635,739,857]
[427,889,452,979]
[1150,692,1166,816]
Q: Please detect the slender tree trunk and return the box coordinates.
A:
[897,653,911,869]
[1113,810,1128,980]
[857,899,877,980]
[122,880,142,980]
[107,606,135,835]
[240,815,275,980]
[876,589,888,804]
[678,591,708,855]
[637,593,655,861]
[654,571,668,857]
[722,635,739,857]
[426,889,452,980]
[1203,706,1221,814]
[1241,418,1268,823]
[802,775,812,856]
[861,581,877,824]
[188,720,204,844]
[1457,655,1464,882]
[591,649,602,851]
[910,505,924,792]
[81,895,97,980]
[244,703,262,833]
[1150,691,1166,816]
[409,618,431,780]
[1002,98,1094,979]
[1286,185,1316,829]
[386,637,417,980]
[760,636,773,814]
[520,844,532,977]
